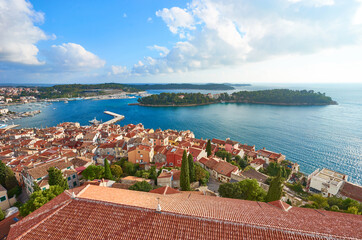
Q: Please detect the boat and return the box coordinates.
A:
[64,100,69,103]
[89,117,101,125]
[0,124,8,129]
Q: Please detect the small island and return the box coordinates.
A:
[136,89,338,106]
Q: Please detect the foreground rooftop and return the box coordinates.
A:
[8,185,362,240]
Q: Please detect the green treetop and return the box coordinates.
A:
[180,150,190,191]
[129,181,153,192]
[33,181,41,192]
[188,153,195,183]
[47,167,69,190]
[20,185,64,216]
[206,140,212,157]
[82,165,105,180]
[110,164,123,179]
[104,159,113,180]
[265,168,284,202]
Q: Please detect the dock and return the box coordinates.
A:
[103,111,125,125]
[3,125,19,130]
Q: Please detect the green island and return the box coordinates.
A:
[15,83,240,99]
[137,89,338,106]
[126,83,238,91]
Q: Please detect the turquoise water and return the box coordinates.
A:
[7,84,362,185]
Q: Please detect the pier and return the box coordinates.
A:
[103,111,125,125]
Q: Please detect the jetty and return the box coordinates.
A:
[103,111,125,125]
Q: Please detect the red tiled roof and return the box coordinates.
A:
[150,186,180,195]
[211,138,225,145]
[8,185,362,240]
[268,200,292,212]
[213,161,238,177]
[339,182,362,202]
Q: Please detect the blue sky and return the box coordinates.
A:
[0,0,362,84]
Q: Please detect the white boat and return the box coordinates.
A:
[0,124,8,129]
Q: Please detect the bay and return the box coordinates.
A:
[7,83,362,185]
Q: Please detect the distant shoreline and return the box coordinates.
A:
[131,101,338,107]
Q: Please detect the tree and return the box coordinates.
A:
[33,181,41,192]
[195,164,209,185]
[110,165,123,179]
[308,194,329,209]
[47,167,69,190]
[20,185,64,216]
[265,168,284,202]
[188,154,195,183]
[219,179,266,201]
[346,206,359,215]
[235,155,248,169]
[122,161,137,176]
[82,165,105,180]
[206,140,212,157]
[180,150,190,191]
[0,208,4,221]
[104,159,113,180]
[129,181,152,192]
[0,162,18,190]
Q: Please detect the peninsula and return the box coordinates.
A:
[136,89,338,106]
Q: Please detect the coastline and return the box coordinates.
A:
[132,100,338,107]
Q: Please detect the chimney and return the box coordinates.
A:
[71,192,76,199]
[156,197,162,212]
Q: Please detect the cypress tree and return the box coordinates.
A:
[188,153,195,183]
[206,139,212,157]
[180,150,190,191]
[47,167,69,190]
[104,159,113,179]
[265,167,284,202]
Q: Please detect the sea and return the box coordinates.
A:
[5,83,362,185]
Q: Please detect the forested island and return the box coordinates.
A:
[127,83,237,91]
[137,89,338,106]
[16,83,240,99]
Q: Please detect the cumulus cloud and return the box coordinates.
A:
[156,7,195,37]
[129,0,361,76]
[45,43,105,71]
[148,45,170,56]
[111,65,127,75]
[0,0,48,65]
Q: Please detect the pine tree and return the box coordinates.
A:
[47,167,69,190]
[265,167,284,202]
[33,181,41,192]
[188,154,195,183]
[206,139,212,157]
[104,159,113,179]
[180,150,190,191]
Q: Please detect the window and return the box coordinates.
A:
[42,187,46,190]
[136,160,139,163]
[73,175,76,179]
[37,177,42,181]
[73,182,77,187]
[68,177,71,181]
[140,154,143,158]
[0,196,6,202]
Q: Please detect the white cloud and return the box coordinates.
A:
[123,13,127,18]
[156,7,195,37]
[148,45,170,56]
[0,0,48,65]
[111,65,127,75]
[46,43,105,71]
[129,0,361,76]
[353,0,362,25]
[287,0,335,7]
[147,17,153,22]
